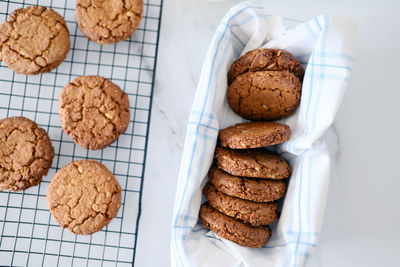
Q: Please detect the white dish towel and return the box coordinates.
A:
[171,1,357,266]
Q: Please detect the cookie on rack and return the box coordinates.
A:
[199,202,271,248]
[0,6,70,75]
[203,183,278,226]
[47,159,121,235]
[227,48,303,121]
[215,146,291,179]
[0,117,54,191]
[76,0,143,44]
[218,121,290,149]
[208,165,286,203]
[59,75,130,150]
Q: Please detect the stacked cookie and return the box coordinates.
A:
[199,122,291,248]
[227,48,303,121]
[199,48,304,248]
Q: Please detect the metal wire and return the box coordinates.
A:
[0,0,162,265]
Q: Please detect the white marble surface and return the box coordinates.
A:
[135,0,400,266]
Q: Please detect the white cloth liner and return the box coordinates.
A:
[171,1,357,266]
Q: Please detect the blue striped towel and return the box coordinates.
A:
[171,1,357,266]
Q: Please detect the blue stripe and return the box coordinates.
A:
[316,52,355,62]
[311,15,330,132]
[187,122,219,132]
[296,52,354,62]
[190,110,215,120]
[286,15,325,152]
[229,29,246,47]
[292,152,306,266]
[227,11,270,46]
[319,73,349,81]
[264,241,316,249]
[307,63,352,71]
[314,16,323,30]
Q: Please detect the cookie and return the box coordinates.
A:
[203,183,278,226]
[0,117,54,191]
[228,48,304,85]
[227,70,302,121]
[59,75,130,150]
[76,0,143,44]
[199,202,271,248]
[208,165,286,203]
[219,121,290,149]
[47,159,121,235]
[215,146,291,179]
[0,6,70,75]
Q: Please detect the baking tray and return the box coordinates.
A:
[0,0,162,266]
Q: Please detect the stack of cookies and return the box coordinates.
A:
[199,48,304,248]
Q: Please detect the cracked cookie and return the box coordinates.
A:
[0,117,54,191]
[215,146,291,179]
[228,48,304,85]
[0,6,70,75]
[227,70,302,121]
[227,48,303,121]
[47,159,122,235]
[59,75,130,150]
[208,165,286,203]
[203,183,278,227]
[219,121,290,149]
[199,202,271,248]
[76,0,143,44]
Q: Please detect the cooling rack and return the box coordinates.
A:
[0,0,162,266]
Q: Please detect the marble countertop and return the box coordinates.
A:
[134,0,400,266]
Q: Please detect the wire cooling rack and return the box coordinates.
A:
[0,0,162,266]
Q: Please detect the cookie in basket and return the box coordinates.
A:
[199,202,271,248]
[76,0,143,44]
[218,121,290,149]
[215,146,291,179]
[0,6,70,75]
[59,75,130,150]
[203,182,278,227]
[228,48,304,85]
[208,165,286,203]
[227,48,303,120]
[0,117,54,191]
[47,159,121,235]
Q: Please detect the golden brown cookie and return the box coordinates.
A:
[0,117,54,191]
[208,165,286,203]
[199,202,271,248]
[227,70,302,121]
[219,121,290,149]
[47,160,121,235]
[76,0,143,44]
[228,48,304,85]
[215,147,291,179]
[203,183,278,226]
[59,75,130,150]
[0,6,70,75]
